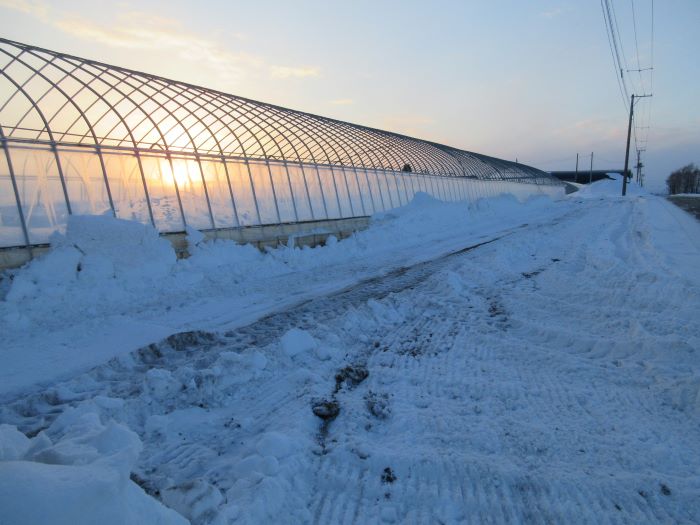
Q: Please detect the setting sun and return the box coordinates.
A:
[157,158,200,189]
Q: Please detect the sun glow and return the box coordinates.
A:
[158,158,200,189]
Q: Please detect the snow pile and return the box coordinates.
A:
[576,173,647,198]
[0,408,187,525]
[280,328,318,358]
[0,191,565,395]
[183,192,554,287]
[6,214,175,306]
[131,336,323,524]
[2,194,551,324]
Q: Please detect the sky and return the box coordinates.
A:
[0,0,698,192]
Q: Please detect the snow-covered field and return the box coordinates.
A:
[1,180,699,524]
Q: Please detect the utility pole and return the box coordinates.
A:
[575,153,579,184]
[622,93,652,196]
[589,152,593,184]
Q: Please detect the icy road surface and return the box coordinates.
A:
[1,183,700,523]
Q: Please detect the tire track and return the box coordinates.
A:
[2,198,699,523]
[307,198,700,524]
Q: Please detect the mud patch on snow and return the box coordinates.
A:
[312,399,340,421]
[487,297,509,329]
[165,331,219,352]
[381,467,397,484]
[521,268,544,279]
[312,399,341,455]
[334,364,369,392]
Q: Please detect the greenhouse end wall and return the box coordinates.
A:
[0,142,564,250]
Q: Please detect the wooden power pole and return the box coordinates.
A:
[622,94,652,196]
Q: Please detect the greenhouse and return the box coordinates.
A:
[0,38,563,251]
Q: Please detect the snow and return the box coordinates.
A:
[281,328,318,358]
[576,174,646,197]
[0,424,29,461]
[0,191,563,396]
[1,180,700,523]
[0,407,187,525]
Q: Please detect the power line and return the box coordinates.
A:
[601,0,630,111]
[632,0,654,164]
[600,0,655,185]
[630,0,645,93]
[645,0,655,148]
[610,0,631,79]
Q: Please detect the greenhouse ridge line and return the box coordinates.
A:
[0,37,553,181]
[1,38,429,148]
[2,37,489,163]
[6,38,443,157]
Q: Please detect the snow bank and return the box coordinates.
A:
[0,410,188,524]
[575,174,647,198]
[6,214,175,305]
[3,194,545,323]
[0,191,564,396]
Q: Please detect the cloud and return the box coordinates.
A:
[330,98,353,106]
[269,65,320,79]
[51,13,263,83]
[539,6,570,19]
[1,0,319,85]
[0,0,47,18]
[564,117,626,143]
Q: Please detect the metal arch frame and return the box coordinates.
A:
[188,88,268,224]
[93,65,195,229]
[0,37,563,248]
[255,105,325,220]
[290,113,372,216]
[4,47,118,215]
[296,115,395,212]
[140,80,239,228]
[378,133,448,175]
[148,81,242,228]
[0,51,72,215]
[261,109,334,218]
[0,123,30,247]
[109,70,218,228]
[234,100,305,222]
[290,112,348,217]
[442,148,497,181]
[52,57,164,225]
[319,126,383,212]
[3,55,67,141]
[264,110,341,216]
[0,38,560,188]
[51,56,158,224]
[206,94,287,223]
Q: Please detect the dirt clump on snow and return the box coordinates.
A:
[334,364,369,391]
[312,399,340,421]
